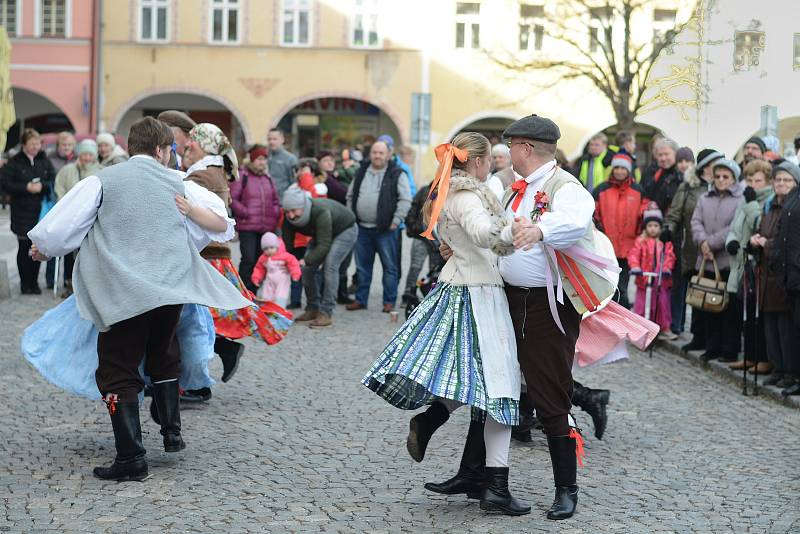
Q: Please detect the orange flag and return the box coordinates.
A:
[420,143,468,240]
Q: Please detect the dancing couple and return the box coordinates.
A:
[363,115,657,519]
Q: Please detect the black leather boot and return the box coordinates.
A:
[511,392,537,442]
[571,384,609,440]
[479,467,531,516]
[152,381,186,453]
[425,419,485,499]
[406,401,450,462]
[546,435,579,520]
[215,337,244,383]
[93,401,148,481]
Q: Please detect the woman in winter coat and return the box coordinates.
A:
[0,129,56,294]
[766,161,800,396]
[749,162,798,389]
[230,145,281,292]
[690,158,745,363]
[725,160,773,373]
[663,149,723,347]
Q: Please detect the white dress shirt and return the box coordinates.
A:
[498,160,595,287]
[28,155,235,259]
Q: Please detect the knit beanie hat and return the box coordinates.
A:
[96,133,115,147]
[643,202,663,226]
[76,139,98,156]
[377,134,395,149]
[745,136,767,153]
[676,147,694,163]
[696,148,724,172]
[260,232,280,250]
[774,160,800,185]
[282,185,308,210]
[249,145,268,161]
[610,153,633,174]
[712,158,742,181]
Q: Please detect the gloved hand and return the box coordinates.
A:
[743,186,756,203]
[662,269,672,277]
[630,268,643,276]
[660,228,673,242]
[726,240,740,255]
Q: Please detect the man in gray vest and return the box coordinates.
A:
[267,127,298,197]
[28,117,250,482]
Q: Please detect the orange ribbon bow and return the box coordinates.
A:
[510,179,529,212]
[420,143,469,240]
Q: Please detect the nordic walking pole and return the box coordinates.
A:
[752,254,761,396]
[741,257,749,396]
[650,241,667,359]
[53,255,60,298]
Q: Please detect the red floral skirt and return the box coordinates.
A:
[206,258,293,345]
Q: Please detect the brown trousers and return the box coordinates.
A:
[96,305,183,403]
[505,286,581,437]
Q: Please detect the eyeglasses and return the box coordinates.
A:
[773,177,796,183]
[506,140,536,150]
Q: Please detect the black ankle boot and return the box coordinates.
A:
[425,419,485,499]
[479,467,531,516]
[152,381,185,453]
[546,435,579,520]
[571,384,609,440]
[407,401,450,462]
[214,337,244,383]
[93,400,148,481]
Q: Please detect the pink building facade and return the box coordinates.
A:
[6,0,98,138]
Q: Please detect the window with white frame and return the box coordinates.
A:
[519,3,544,51]
[41,0,66,37]
[0,0,18,36]
[282,0,311,46]
[351,0,380,48]
[140,0,169,42]
[652,8,676,47]
[455,2,480,49]
[589,6,611,53]
[210,0,240,43]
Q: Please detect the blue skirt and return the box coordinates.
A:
[362,284,519,426]
[21,296,216,400]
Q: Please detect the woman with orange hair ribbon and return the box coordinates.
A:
[362,132,531,516]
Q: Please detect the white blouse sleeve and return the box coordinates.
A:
[537,182,595,250]
[183,180,236,250]
[27,175,102,258]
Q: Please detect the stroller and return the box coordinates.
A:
[404,239,447,320]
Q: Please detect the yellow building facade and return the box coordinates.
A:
[101,0,693,179]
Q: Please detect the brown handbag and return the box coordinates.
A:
[686,257,729,313]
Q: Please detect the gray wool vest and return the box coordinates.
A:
[73,156,250,331]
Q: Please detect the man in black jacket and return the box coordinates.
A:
[0,129,56,294]
[345,141,412,313]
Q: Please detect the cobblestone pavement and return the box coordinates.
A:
[2,272,800,533]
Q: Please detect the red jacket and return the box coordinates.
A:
[627,236,676,289]
[593,178,648,259]
[251,237,302,287]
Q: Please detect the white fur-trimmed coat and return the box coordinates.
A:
[437,170,514,286]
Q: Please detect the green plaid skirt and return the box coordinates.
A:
[361,283,518,426]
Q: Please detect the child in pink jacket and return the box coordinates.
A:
[251,233,302,307]
[627,204,677,339]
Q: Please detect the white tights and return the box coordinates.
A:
[436,398,511,468]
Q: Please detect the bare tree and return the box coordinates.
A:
[492,0,694,129]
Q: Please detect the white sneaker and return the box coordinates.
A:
[658,331,678,341]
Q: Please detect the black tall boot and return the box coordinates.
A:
[479,467,531,516]
[214,337,244,383]
[571,383,609,440]
[511,391,538,443]
[546,435,579,520]
[424,419,486,499]
[93,401,148,481]
[406,401,450,462]
[152,381,186,453]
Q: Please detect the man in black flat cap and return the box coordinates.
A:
[423,115,615,520]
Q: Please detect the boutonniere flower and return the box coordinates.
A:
[531,191,549,222]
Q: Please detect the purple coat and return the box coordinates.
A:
[230,165,281,233]
[690,180,744,273]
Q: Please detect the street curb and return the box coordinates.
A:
[656,338,800,410]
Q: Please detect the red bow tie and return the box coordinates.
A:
[510,179,528,212]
